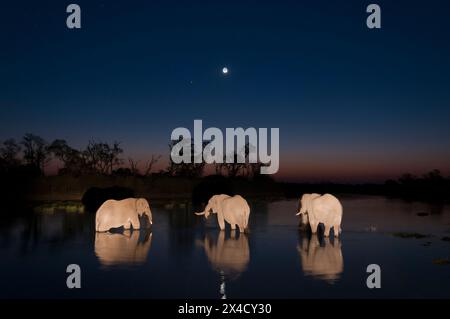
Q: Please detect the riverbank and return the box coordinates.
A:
[1,174,449,209]
[4,174,284,202]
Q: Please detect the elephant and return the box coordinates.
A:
[95,230,152,266]
[296,193,343,237]
[297,234,343,283]
[95,198,152,232]
[296,193,322,228]
[195,194,250,233]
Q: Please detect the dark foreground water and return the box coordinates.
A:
[0,195,449,299]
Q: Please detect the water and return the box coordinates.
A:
[0,195,449,299]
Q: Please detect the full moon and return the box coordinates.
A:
[222,67,229,74]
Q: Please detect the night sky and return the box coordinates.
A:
[2,0,450,182]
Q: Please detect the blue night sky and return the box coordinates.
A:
[1,0,450,182]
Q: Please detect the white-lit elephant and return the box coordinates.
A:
[296,193,322,227]
[195,194,250,233]
[95,230,152,266]
[95,198,152,232]
[298,234,343,283]
[296,193,343,237]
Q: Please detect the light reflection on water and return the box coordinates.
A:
[199,231,250,280]
[95,230,152,267]
[298,235,343,283]
[0,195,449,298]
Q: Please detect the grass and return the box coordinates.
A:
[392,232,431,239]
[34,201,85,214]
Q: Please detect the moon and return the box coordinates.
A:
[222,67,229,75]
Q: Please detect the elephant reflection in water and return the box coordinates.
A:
[198,231,250,298]
[298,234,343,283]
[95,230,152,266]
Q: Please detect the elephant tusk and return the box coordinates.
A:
[295,212,301,216]
[195,212,205,216]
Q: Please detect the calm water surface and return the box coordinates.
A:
[0,195,449,298]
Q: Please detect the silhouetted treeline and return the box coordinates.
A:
[0,135,129,209]
[282,169,450,202]
[1,134,449,204]
[384,169,450,201]
[165,138,267,179]
[0,134,267,180]
[0,134,276,208]
[0,134,126,177]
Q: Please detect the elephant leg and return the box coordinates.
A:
[123,220,132,230]
[217,214,226,231]
[96,224,109,232]
[324,225,330,237]
[131,216,141,230]
[334,225,340,237]
[310,222,319,234]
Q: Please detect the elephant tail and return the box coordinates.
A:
[95,221,109,232]
[95,215,103,232]
[241,215,247,230]
[243,204,250,230]
[334,204,343,234]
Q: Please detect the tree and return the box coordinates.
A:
[220,142,262,178]
[398,173,417,186]
[144,154,161,176]
[423,169,443,182]
[112,167,133,176]
[48,139,85,175]
[220,151,245,178]
[167,139,205,178]
[83,141,123,175]
[48,139,73,163]
[0,139,21,168]
[128,158,140,176]
[21,133,50,173]
[121,155,161,177]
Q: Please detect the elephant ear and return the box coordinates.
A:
[211,198,217,211]
[207,197,216,213]
[215,197,224,217]
[134,198,139,213]
[135,198,143,214]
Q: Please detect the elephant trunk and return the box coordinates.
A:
[195,203,211,217]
